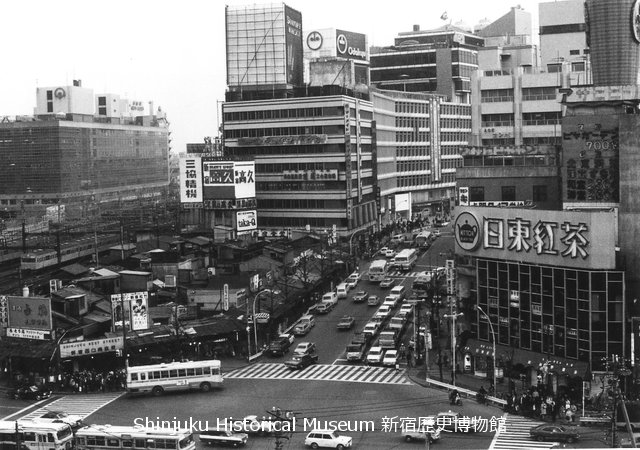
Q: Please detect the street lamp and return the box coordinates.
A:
[476,305,497,395]
[251,289,273,359]
[443,311,463,386]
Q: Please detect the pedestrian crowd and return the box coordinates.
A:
[56,369,127,393]
[506,386,579,422]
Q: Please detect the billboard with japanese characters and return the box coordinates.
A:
[7,296,52,331]
[454,207,616,269]
[202,159,255,200]
[179,156,203,204]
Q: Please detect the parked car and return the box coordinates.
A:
[8,385,51,401]
[352,290,368,303]
[279,333,295,345]
[337,316,355,330]
[384,295,401,308]
[367,295,380,306]
[366,346,384,365]
[294,316,315,336]
[382,349,400,367]
[529,425,580,443]
[375,305,393,320]
[399,303,414,318]
[266,336,291,356]
[377,247,390,256]
[284,352,318,370]
[304,429,352,449]
[33,410,83,429]
[380,278,395,288]
[322,292,338,306]
[351,332,368,346]
[383,249,396,258]
[315,302,333,314]
[401,416,440,444]
[293,342,316,356]
[336,283,349,299]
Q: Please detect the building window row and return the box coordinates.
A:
[441,104,472,116]
[522,136,562,146]
[440,117,471,129]
[522,112,561,126]
[256,162,342,173]
[522,86,557,101]
[397,160,429,173]
[481,113,514,127]
[395,117,429,128]
[397,146,429,157]
[481,138,515,146]
[224,105,348,122]
[370,51,436,68]
[441,131,471,143]
[257,181,342,191]
[463,155,556,167]
[451,48,478,64]
[224,125,340,139]
[452,64,476,78]
[371,67,437,82]
[398,175,430,188]
[258,198,330,209]
[395,102,431,114]
[440,145,466,157]
[465,184,548,202]
[259,216,348,228]
[480,88,514,103]
[395,131,429,142]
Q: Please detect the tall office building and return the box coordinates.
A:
[223,89,376,237]
[539,0,589,71]
[0,83,169,219]
[225,3,303,98]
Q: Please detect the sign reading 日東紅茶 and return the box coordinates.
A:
[453,207,616,270]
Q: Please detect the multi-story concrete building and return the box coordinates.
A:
[223,88,376,237]
[456,145,562,211]
[0,82,170,220]
[539,0,589,71]
[372,89,467,218]
[370,25,483,102]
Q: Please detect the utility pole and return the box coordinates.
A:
[15,421,21,450]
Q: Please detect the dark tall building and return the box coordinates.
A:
[585,0,640,86]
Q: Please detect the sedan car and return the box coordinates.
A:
[8,385,51,401]
[380,278,395,288]
[352,290,368,303]
[315,302,333,314]
[382,350,399,367]
[367,295,380,306]
[529,425,580,443]
[284,353,318,370]
[337,316,355,330]
[366,346,384,365]
[383,249,396,258]
[34,410,83,429]
[293,342,316,356]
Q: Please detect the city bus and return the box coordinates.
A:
[393,249,418,271]
[75,425,195,450]
[0,420,74,450]
[126,359,223,396]
[368,259,389,282]
[414,231,432,248]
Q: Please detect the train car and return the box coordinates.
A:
[20,234,121,271]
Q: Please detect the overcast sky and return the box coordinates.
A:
[0,0,545,154]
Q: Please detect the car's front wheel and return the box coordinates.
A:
[536,435,544,442]
[404,435,413,442]
[337,445,345,450]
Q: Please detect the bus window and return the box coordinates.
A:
[161,370,169,378]
[178,369,186,377]
[203,367,210,375]
[134,438,146,448]
[131,373,139,381]
[23,432,36,442]
[140,373,147,381]
[169,370,177,377]
[107,438,120,447]
[123,439,133,448]
[195,368,203,376]
[147,439,156,448]
[212,368,220,375]
[48,433,56,442]
[152,371,160,379]
[186,368,195,376]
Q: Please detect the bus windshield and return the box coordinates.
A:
[57,427,73,440]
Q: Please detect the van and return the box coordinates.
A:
[336,283,349,299]
[322,292,338,305]
[391,234,405,244]
[293,314,315,336]
[390,285,406,301]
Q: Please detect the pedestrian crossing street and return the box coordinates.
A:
[489,414,557,450]
[225,363,413,385]
[16,392,123,422]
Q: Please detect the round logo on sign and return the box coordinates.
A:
[633,0,640,43]
[307,31,323,50]
[454,212,480,251]
[336,34,348,54]
[54,88,66,99]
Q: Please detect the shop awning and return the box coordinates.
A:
[0,338,56,360]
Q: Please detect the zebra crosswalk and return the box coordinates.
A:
[489,414,557,450]
[387,270,421,278]
[225,363,413,385]
[16,392,123,422]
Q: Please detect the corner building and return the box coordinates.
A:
[223,90,376,236]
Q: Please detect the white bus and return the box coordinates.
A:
[126,359,223,396]
[75,425,195,450]
[414,231,432,248]
[0,420,74,450]
[368,260,389,282]
[393,249,418,271]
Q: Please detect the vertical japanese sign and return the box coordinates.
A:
[284,5,303,86]
[0,295,7,328]
[126,292,149,331]
[111,294,130,332]
[233,161,256,199]
[454,207,616,269]
[179,156,203,203]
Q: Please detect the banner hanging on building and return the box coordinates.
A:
[7,296,52,331]
[60,336,124,358]
[125,292,149,331]
[179,156,203,204]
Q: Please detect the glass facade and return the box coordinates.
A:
[472,258,624,371]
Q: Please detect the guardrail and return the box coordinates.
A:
[425,377,507,407]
